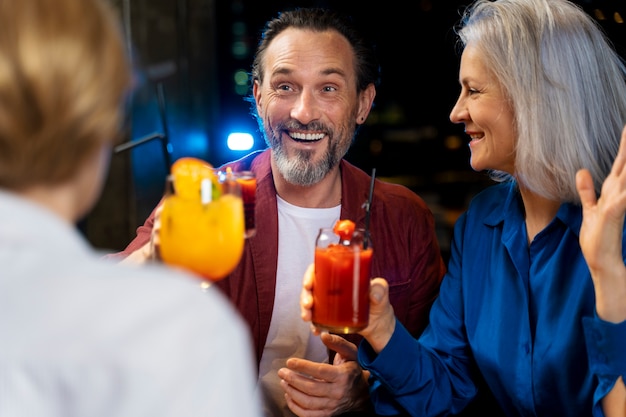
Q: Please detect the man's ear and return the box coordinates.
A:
[253,80,262,114]
[356,83,376,124]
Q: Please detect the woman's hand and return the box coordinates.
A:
[576,124,626,323]
[358,278,396,353]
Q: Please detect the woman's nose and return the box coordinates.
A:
[449,95,468,124]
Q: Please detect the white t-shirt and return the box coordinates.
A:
[257,196,340,417]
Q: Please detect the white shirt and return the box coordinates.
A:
[257,196,340,417]
[0,190,261,417]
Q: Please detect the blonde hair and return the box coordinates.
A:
[0,0,132,190]
[457,0,626,202]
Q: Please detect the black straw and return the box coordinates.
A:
[363,168,376,249]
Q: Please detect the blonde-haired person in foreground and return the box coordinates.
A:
[0,0,260,416]
[299,0,626,416]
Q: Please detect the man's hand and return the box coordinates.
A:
[119,241,152,265]
[278,333,370,417]
[120,204,163,265]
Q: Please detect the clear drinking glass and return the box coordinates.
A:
[312,227,373,333]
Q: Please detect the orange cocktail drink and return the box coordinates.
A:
[160,190,244,281]
[159,157,245,282]
[313,226,372,333]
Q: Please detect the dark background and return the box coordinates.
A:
[85,0,626,260]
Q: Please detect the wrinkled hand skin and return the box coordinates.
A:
[278,333,370,417]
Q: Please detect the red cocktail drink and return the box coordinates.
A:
[234,171,256,238]
[313,228,372,333]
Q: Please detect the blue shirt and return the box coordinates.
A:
[359,182,626,417]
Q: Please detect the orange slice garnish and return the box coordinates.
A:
[171,157,220,202]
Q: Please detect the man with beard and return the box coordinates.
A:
[112,8,445,417]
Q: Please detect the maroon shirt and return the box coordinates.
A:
[112,149,445,366]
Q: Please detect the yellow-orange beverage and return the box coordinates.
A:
[160,193,245,281]
[159,162,245,282]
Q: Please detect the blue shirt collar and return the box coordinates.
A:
[482,181,583,238]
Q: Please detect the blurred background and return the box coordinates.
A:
[84,0,625,261]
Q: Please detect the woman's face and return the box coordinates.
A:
[449,44,516,174]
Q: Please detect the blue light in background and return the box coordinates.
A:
[177,129,209,157]
[227,132,254,151]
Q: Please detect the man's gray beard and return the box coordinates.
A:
[273,145,335,187]
[263,120,354,187]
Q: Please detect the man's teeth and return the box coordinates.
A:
[289,132,325,141]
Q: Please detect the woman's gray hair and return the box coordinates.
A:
[456,0,626,202]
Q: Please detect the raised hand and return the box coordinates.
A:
[576,124,626,323]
